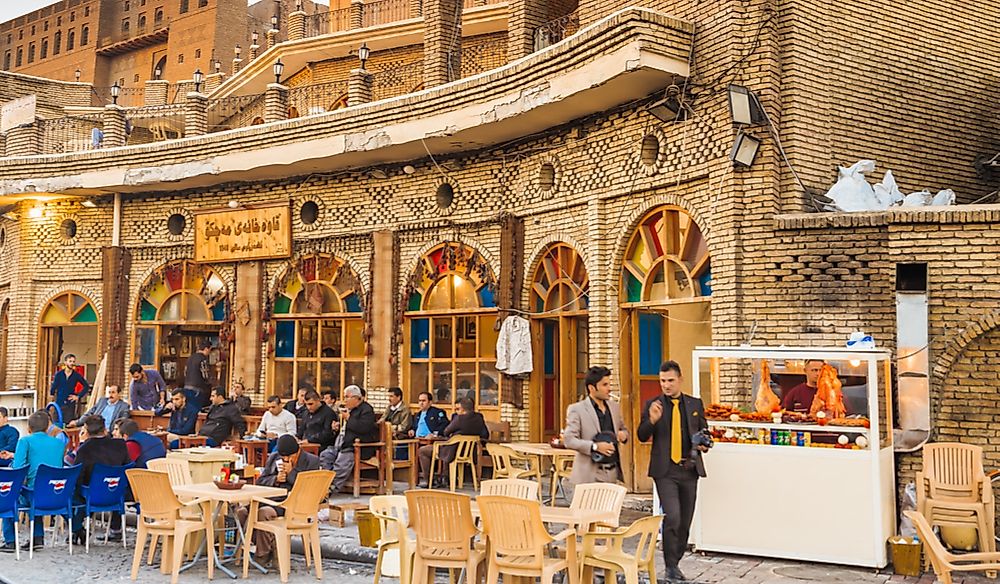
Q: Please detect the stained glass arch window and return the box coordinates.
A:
[136,260,227,323]
[406,242,497,311]
[621,206,711,304]
[41,291,98,324]
[272,254,363,317]
[529,243,589,313]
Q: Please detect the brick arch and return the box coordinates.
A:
[609,194,712,271]
[521,233,592,310]
[932,310,1000,391]
[934,321,1000,455]
[399,235,499,296]
[266,251,370,300]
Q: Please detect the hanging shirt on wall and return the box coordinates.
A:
[495,315,532,376]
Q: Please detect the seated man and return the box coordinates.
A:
[160,390,200,449]
[128,363,167,411]
[230,382,252,415]
[408,392,449,439]
[255,395,298,451]
[296,391,337,452]
[418,397,488,488]
[119,419,167,469]
[236,435,320,567]
[198,387,247,447]
[0,407,19,467]
[321,390,340,411]
[69,384,130,431]
[284,388,308,421]
[1,411,64,552]
[71,415,131,544]
[380,387,412,440]
[321,385,379,494]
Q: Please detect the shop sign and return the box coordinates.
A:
[1,95,36,133]
[194,203,292,262]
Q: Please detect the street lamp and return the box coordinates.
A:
[193,68,204,93]
[273,59,284,84]
[214,60,221,73]
[270,14,278,31]
[74,68,81,81]
[154,67,161,80]
[251,30,259,45]
[358,42,370,69]
[110,81,121,105]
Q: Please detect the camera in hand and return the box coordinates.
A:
[685,429,714,470]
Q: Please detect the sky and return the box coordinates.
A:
[0,0,327,25]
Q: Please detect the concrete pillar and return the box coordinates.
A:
[203,72,225,94]
[266,29,278,49]
[249,43,260,61]
[369,231,397,390]
[3,124,39,157]
[184,92,208,136]
[350,0,364,29]
[100,245,132,392]
[423,0,462,86]
[507,0,547,59]
[232,57,244,75]
[144,79,169,106]
[288,10,306,40]
[233,262,265,396]
[348,68,373,106]
[264,83,289,122]
[102,105,128,148]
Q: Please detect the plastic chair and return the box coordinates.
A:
[127,468,212,584]
[906,509,1000,584]
[369,495,413,584]
[477,495,577,584]
[21,463,83,558]
[406,490,484,584]
[78,462,134,552]
[479,478,539,501]
[917,443,995,560]
[550,456,573,505]
[580,515,661,584]
[485,444,542,487]
[242,469,334,583]
[0,465,30,560]
[430,435,481,491]
[570,483,627,530]
[146,457,198,562]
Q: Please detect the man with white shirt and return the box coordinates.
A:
[255,395,298,452]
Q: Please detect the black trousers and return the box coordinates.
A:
[653,463,699,569]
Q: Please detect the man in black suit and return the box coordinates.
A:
[637,360,709,584]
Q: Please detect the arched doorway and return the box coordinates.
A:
[528,243,589,441]
[620,205,712,491]
[133,260,228,391]
[37,291,100,404]
[403,242,500,418]
[268,253,366,399]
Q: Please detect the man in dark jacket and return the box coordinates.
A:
[119,419,166,469]
[183,341,213,409]
[296,391,336,451]
[71,415,131,544]
[160,390,200,448]
[408,391,449,438]
[235,435,320,567]
[417,397,488,488]
[322,385,379,493]
[198,387,246,446]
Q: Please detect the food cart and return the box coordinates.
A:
[691,346,895,568]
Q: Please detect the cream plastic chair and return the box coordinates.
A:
[570,483,627,531]
[242,470,334,583]
[550,456,573,505]
[917,443,995,561]
[147,458,199,562]
[370,495,414,584]
[477,495,578,584]
[907,510,1000,584]
[480,478,539,501]
[485,443,542,486]
[406,490,485,584]
[580,515,661,584]
[430,435,482,491]
[127,469,212,584]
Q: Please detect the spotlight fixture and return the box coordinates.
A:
[228,200,240,209]
[192,68,204,93]
[110,81,121,105]
[730,130,761,168]
[358,42,370,69]
[369,169,388,180]
[273,59,284,84]
[646,86,687,123]
[1,212,17,221]
[727,84,765,125]
[81,200,97,208]
[27,206,44,219]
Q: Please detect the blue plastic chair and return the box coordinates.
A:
[0,465,29,561]
[21,463,82,558]
[78,463,133,552]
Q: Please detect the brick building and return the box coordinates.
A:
[0,0,999,493]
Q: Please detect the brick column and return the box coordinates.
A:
[369,231,397,389]
[507,0,547,59]
[100,245,132,391]
[350,0,364,29]
[3,124,38,157]
[232,57,244,75]
[348,68,373,106]
[203,72,225,94]
[144,79,169,106]
[264,83,289,122]
[409,0,422,17]
[288,10,306,40]
[102,105,128,148]
[266,29,278,49]
[423,0,462,86]
[184,92,209,136]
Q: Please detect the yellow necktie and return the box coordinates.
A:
[671,398,682,464]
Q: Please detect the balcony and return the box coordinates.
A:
[97,25,169,57]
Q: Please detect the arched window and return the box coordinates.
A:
[15,48,22,67]
[133,260,228,388]
[81,26,89,45]
[528,242,589,439]
[67,30,75,50]
[404,242,499,410]
[40,39,48,59]
[53,31,61,55]
[27,43,34,63]
[154,8,163,23]
[269,254,365,399]
[38,292,100,398]
[3,51,10,71]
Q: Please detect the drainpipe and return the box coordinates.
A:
[112,192,122,247]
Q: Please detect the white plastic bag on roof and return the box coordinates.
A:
[826,160,879,212]
[873,169,904,208]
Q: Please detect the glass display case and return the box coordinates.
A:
[691,346,895,568]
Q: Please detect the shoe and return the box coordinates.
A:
[0,542,15,553]
[665,566,686,583]
[105,531,122,542]
[20,537,44,551]
[67,531,85,546]
[431,476,447,489]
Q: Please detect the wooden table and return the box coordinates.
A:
[149,430,170,451]
[299,442,320,456]
[178,435,208,448]
[235,438,269,468]
[174,482,287,579]
[64,426,83,451]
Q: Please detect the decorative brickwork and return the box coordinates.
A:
[423,0,464,86]
[102,106,128,148]
[184,93,209,137]
[265,84,291,123]
[348,69,374,107]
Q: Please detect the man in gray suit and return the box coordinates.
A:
[563,366,629,498]
[67,384,130,430]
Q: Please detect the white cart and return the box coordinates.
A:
[691,346,895,568]
[0,389,39,436]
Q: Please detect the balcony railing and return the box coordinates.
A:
[37,113,104,154]
[361,0,411,27]
[299,0,502,38]
[207,92,267,131]
[534,10,579,51]
[288,80,350,116]
[305,8,350,37]
[93,86,146,108]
